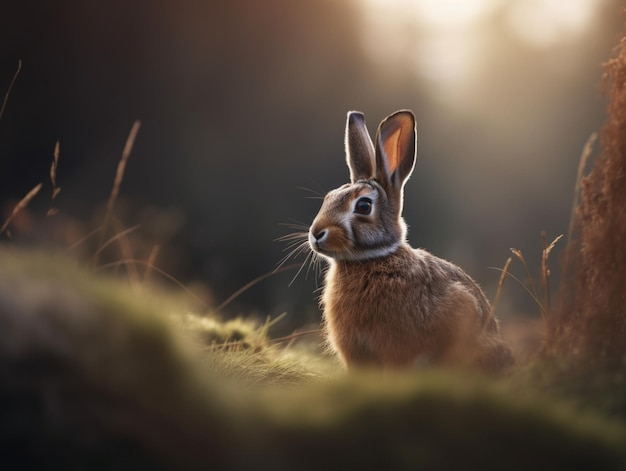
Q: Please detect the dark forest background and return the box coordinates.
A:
[1,0,623,325]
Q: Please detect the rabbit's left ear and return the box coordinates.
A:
[375,110,417,190]
[345,111,376,183]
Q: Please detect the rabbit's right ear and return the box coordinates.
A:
[345,111,375,183]
[374,110,416,192]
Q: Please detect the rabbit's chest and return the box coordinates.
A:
[323,263,426,326]
[322,262,434,366]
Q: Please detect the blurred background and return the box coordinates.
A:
[0,0,623,331]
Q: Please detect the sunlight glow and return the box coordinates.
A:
[358,0,601,101]
[506,0,599,47]
[359,0,496,100]
[412,0,496,29]
[360,0,496,29]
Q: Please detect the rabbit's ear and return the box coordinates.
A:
[374,110,417,191]
[345,111,375,183]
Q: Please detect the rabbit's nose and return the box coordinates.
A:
[313,229,327,242]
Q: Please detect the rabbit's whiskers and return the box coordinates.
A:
[275,230,320,286]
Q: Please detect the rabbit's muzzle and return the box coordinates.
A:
[308,222,352,259]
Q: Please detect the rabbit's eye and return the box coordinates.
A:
[354,197,372,215]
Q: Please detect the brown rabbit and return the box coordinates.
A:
[308,110,513,372]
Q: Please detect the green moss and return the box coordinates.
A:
[519,355,626,420]
[243,371,626,470]
[0,248,624,470]
[0,248,231,469]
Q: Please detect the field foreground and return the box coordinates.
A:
[0,250,624,470]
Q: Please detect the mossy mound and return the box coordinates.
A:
[0,248,624,470]
[243,372,626,471]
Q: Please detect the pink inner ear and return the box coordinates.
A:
[383,126,402,174]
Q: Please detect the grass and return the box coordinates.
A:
[0,249,625,470]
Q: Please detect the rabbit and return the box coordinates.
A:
[308,110,514,372]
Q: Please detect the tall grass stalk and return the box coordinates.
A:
[485,256,512,332]
[95,120,141,262]
[540,232,563,320]
[0,183,43,236]
[0,59,21,121]
[47,141,62,216]
[491,234,562,325]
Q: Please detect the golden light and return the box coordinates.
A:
[411,0,496,29]
[506,0,599,48]
[357,0,601,101]
[360,0,494,28]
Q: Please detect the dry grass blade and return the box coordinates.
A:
[494,235,562,323]
[0,183,43,235]
[67,226,103,252]
[144,244,160,282]
[111,218,140,284]
[205,313,292,351]
[98,120,142,251]
[567,133,597,244]
[254,312,289,350]
[540,233,563,318]
[0,59,21,122]
[215,263,302,314]
[47,141,62,216]
[270,328,322,345]
[96,258,210,310]
[510,247,540,305]
[92,224,142,261]
[491,267,547,319]
[485,257,512,332]
[50,141,60,189]
[544,234,563,257]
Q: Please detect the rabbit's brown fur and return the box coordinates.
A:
[323,245,512,371]
[309,110,513,372]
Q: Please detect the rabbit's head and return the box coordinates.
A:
[309,110,416,261]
